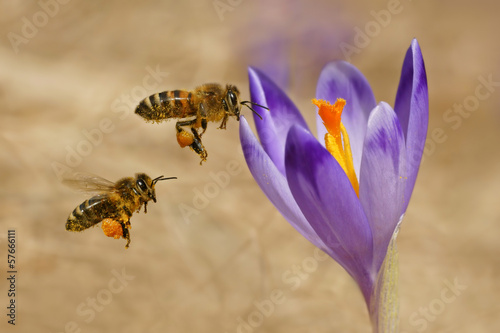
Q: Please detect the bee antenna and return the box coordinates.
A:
[241,101,268,120]
[152,176,177,185]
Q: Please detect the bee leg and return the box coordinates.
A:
[175,120,208,163]
[119,220,131,249]
[176,120,197,148]
[190,127,208,164]
[199,103,208,136]
[143,201,148,214]
[200,118,207,136]
[218,114,228,130]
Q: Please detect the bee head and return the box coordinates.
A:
[223,85,242,120]
[134,173,177,203]
[223,85,268,121]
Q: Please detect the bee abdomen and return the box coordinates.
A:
[135,90,194,122]
[66,197,106,232]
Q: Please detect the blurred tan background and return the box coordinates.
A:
[1,0,499,332]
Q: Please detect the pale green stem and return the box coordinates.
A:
[370,217,403,333]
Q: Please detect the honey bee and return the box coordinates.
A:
[64,172,176,249]
[135,83,267,164]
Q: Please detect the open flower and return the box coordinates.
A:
[240,39,428,331]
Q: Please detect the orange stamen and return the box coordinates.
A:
[313,98,359,197]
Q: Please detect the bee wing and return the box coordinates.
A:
[62,172,116,195]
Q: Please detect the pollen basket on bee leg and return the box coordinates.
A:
[177,131,195,147]
[101,218,123,239]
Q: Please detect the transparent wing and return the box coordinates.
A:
[62,172,116,195]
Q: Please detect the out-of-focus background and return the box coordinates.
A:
[1,0,499,332]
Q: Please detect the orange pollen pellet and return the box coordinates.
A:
[177,131,194,147]
[101,218,123,239]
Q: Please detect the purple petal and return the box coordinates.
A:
[394,39,428,211]
[359,102,406,272]
[239,116,324,248]
[316,61,377,176]
[248,67,310,175]
[285,125,375,302]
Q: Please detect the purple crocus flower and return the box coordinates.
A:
[239,39,428,330]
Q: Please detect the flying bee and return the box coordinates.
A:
[64,172,176,249]
[135,83,268,164]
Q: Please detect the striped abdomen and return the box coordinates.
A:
[66,195,119,232]
[135,90,197,122]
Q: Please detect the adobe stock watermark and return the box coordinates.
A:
[178,159,243,224]
[231,248,329,333]
[212,0,244,21]
[56,267,135,333]
[339,0,405,62]
[51,65,169,182]
[421,73,500,163]
[403,277,467,333]
[7,0,72,54]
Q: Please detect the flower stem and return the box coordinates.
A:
[370,219,402,333]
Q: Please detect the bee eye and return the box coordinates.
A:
[137,179,147,192]
[228,91,237,107]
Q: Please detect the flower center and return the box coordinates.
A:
[313,98,359,197]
